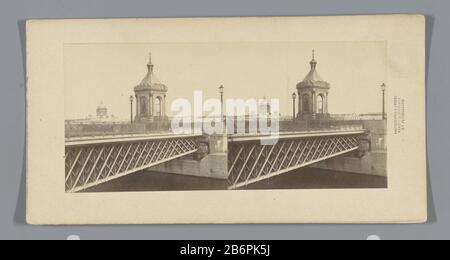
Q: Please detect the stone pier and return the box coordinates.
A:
[148,134,229,179]
[310,120,387,177]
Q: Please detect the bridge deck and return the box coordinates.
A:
[229,128,366,142]
[65,129,367,192]
[66,132,203,146]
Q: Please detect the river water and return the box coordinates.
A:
[85,167,387,192]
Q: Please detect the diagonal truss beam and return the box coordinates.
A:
[228,134,361,190]
[65,136,199,193]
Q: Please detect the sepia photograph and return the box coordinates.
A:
[26,16,426,224]
[3,0,450,240]
[64,42,388,193]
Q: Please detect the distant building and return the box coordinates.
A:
[134,53,168,122]
[65,102,124,138]
[96,102,108,119]
[297,50,330,119]
[66,102,119,124]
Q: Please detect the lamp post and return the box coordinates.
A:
[219,85,224,120]
[292,92,297,121]
[129,95,134,124]
[381,83,386,120]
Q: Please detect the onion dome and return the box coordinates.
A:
[297,50,330,89]
[134,53,168,92]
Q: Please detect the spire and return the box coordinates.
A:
[310,49,317,70]
[147,52,154,73]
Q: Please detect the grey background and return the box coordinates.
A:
[0,0,447,240]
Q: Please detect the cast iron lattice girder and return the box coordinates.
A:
[228,134,361,189]
[65,137,198,192]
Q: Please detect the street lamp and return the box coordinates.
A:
[381,83,386,120]
[292,92,297,121]
[129,95,134,124]
[219,85,224,120]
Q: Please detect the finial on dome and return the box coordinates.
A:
[147,52,154,73]
[310,49,317,70]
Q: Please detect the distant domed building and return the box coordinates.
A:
[296,50,330,119]
[134,53,168,122]
[96,102,108,119]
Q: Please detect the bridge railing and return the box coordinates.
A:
[65,115,367,139]
[226,116,365,134]
[65,119,172,139]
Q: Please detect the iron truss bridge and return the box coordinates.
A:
[65,133,200,192]
[227,130,367,189]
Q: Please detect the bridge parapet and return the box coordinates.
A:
[65,116,366,139]
[228,128,366,142]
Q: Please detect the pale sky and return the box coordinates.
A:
[64,42,386,120]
